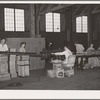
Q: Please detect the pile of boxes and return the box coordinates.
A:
[9,48,17,78]
[17,55,30,77]
[0,55,10,81]
[48,57,75,78]
[47,62,64,78]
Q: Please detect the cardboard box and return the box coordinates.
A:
[0,62,8,74]
[0,55,8,62]
[0,73,10,81]
[10,73,17,78]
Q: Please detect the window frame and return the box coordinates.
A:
[76,16,88,33]
[45,12,61,32]
[4,7,25,32]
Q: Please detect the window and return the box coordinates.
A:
[46,12,60,32]
[4,8,24,31]
[76,16,88,33]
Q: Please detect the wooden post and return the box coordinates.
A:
[30,4,35,37]
[88,5,93,47]
[66,8,72,42]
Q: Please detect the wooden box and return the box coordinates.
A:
[10,73,17,78]
[18,65,30,77]
[17,55,29,61]
[24,65,30,76]
[10,55,16,61]
[47,69,56,78]
[53,63,62,70]
[10,48,16,52]
[0,73,10,81]
[17,60,29,66]
[9,62,16,73]
[0,55,8,62]
[0,62,8,74]
[64,69,74,77]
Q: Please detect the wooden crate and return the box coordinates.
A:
[9,62,16,73]
[24,65,30,76]
[18,65,30,77]
[0,73,10,81]
[17,55,30,61]
[10,48,17,52]
[0,62,8,74]
[47,69,56,78]
[10,73,17,78]
[64,69,74,77]
[17,60,29,66]
[0,55,8,62]
[10,55,16,62]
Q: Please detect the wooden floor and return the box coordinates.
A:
[0,67,100,90]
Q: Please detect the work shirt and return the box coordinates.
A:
[0,44,8,51]
[54,48,72,64]
[19,47,26,52]
[75,44,85,53]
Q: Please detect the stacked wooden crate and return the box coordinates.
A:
[9,49,17,78]
[17,55,30,77]
[0,55,10,81]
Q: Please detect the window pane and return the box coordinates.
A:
[76,17,82,33]
[15,9,24,31]
[46,13,53,32]
[82,16,88,33]
[4,8,14,31]
[54,13,60,32]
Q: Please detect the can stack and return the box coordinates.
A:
[9,48,17,78]
[0,55,10,81]
[17,55,30,77]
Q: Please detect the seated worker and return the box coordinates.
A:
[52,44,72,64]
[86,43,100,68]
[74,41,85,53]
[19,42,26,52]
[0,38,8,51]
[74,41,85,68]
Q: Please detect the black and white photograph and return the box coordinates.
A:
[0,0,100,99]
